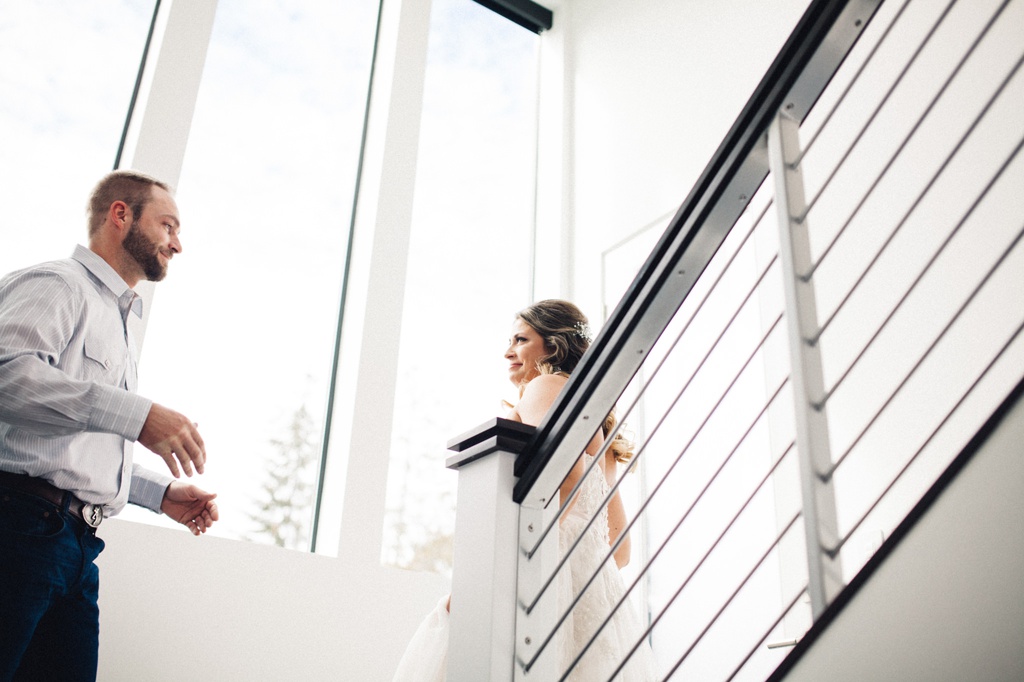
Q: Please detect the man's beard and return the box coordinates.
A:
[123,223,167,282]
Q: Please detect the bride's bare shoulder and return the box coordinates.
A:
[522,373,568,401]
[512,374,568,426]
[527,372,568,390]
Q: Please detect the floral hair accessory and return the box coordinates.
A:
[574,321,593,343]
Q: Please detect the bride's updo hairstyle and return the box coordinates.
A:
[515,299,634,464]
[515,299,591,376]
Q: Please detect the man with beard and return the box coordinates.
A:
[0,170,218,681]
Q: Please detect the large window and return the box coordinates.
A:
[0,1,156,275]
[381,0,541,573]
[2,0,542,559]
[122,0,380,548]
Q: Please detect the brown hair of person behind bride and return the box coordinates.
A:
[516,299,635,464]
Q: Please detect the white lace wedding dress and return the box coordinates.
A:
[393,454,656,681]
[555,454,657,680]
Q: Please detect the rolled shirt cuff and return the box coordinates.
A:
[129,464,174,513]
[85,383,152,441]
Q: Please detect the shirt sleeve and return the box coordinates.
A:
[0,268,152,441]
[128,463,173,513]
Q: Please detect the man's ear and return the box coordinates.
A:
[109,200,132,232]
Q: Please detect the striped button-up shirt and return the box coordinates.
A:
[0,245,171,515]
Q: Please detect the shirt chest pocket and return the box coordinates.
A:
[82,337,127,386]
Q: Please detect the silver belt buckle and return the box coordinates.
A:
[81,502,104,528]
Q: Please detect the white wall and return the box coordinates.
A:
[96,520,447,680]
[538,0,811,316]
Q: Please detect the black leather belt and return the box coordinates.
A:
[0,470,105,528]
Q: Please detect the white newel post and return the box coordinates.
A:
[445,419,534,682]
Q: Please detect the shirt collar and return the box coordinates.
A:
[71,244,144,319]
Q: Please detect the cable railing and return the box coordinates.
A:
[444,0,1024,679]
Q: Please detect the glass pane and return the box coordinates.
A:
[122,0,380,549]
[0,1,155,275]
[381,0,540,574]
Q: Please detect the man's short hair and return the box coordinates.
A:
[87,170,171,236]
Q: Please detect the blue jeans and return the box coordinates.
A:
[0,486,106,682]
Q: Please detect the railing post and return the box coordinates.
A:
[514,499,560,680]
[445,419,534,682]
[768,111,845,620]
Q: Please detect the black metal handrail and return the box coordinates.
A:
[514,0,882,504]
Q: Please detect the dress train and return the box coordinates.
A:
[392,595,449,682]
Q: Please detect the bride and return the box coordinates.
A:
[393,300,656,681]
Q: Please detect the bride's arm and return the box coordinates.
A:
[604,450,632,568]
[505,374,585,508]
